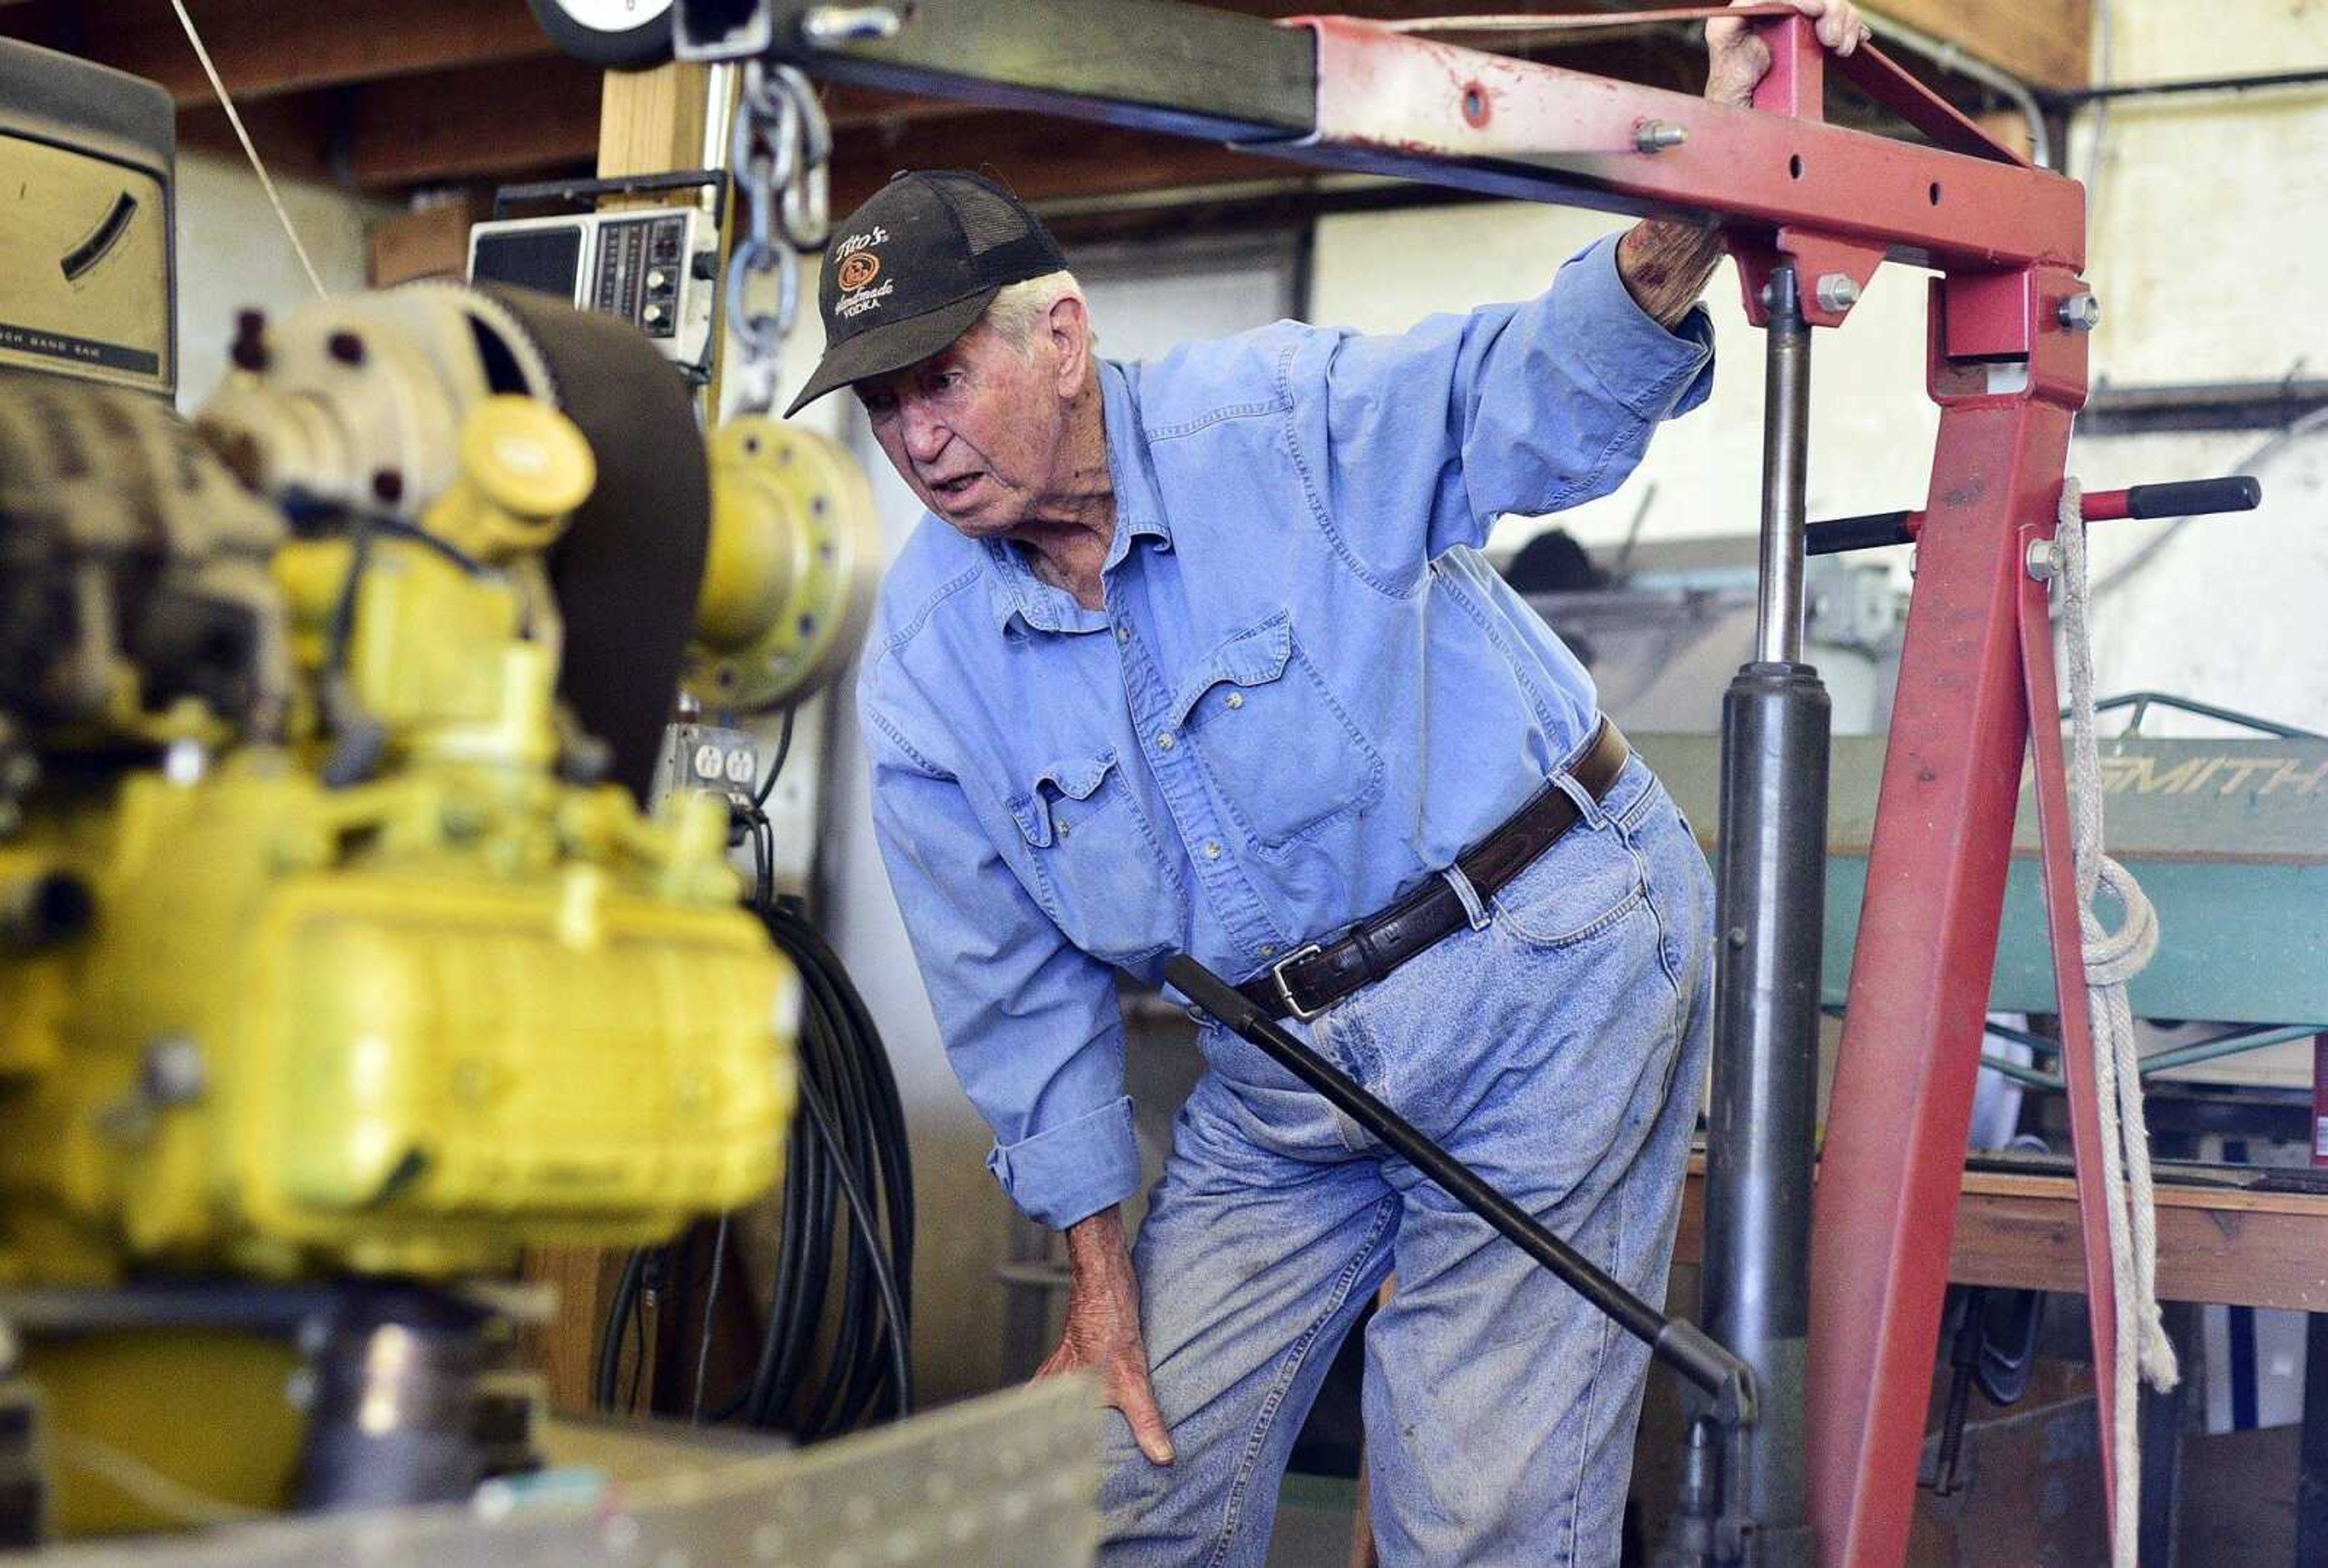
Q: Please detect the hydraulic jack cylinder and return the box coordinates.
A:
[1699,264,1829,1567]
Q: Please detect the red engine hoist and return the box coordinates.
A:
[666,5,2265,1561]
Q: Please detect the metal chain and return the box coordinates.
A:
[726,63,832,414]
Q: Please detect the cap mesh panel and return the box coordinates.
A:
[943,181,1035,256]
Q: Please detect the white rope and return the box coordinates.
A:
[2058,477,2179,1568]
[169,0,330,300]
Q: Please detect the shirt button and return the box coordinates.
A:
[1115,625,1130,644]
[1260,942,1277,958]
[1225,692,1244,710]
[1057,821,1071,839]
[1156,730,1176,751]
[1203,841,1222,860]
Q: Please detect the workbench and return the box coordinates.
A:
[1675,1156,2328,1313]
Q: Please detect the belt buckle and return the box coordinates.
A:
[1269,942,1328,1023]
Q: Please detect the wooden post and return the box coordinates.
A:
[522,59,723,1418]
[598,62,714,198]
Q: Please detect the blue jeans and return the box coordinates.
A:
[1100,755,1714,1566]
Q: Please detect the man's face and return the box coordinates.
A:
[855,318,1069,538]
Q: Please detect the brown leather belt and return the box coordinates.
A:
[1235,719,1631,1022]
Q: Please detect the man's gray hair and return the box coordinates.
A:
[980,270,1094,358]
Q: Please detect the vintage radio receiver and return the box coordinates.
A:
[469,180,721,382]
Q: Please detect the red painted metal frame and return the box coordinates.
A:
[1280,17,2109,1564]
[1282,14,2081,291]
[1798,264,2107,1564]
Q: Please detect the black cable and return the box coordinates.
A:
[692,1214,731,1423]
[778,900,915,1353]
[615,797,912,1436]
[624,1272,649,1413]
[752,706,798,808]
[594,1248,646,1412]
[797,1072,915,1420]
[687,802,915,1438]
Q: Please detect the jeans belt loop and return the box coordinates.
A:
[1551,766,1608,830]
[1440,863,1493,933]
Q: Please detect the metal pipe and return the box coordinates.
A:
[1804,476,2264,556]
[1696,258,1831,1564]
[1981,1026,2324,1093]
[2138,1024,2321,1078]
[701,61,740,210]
[1753,266,1811,666]
[1163,954,1757,1420]
[2076,378,2328,436]
[1862,11,2052,168]
[1701,659,1829,1564]
[1978,1053,2064,1093]
[2047,65,2328,107]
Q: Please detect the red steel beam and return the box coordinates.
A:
[1806,267,2095,1564]
[1280,15,2084,276]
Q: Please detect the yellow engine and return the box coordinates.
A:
[0,282,873,1290]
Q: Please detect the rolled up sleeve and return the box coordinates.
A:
[986,1097,1142,1230]
[863,708,1143,1230]
[1556,229,1716,424]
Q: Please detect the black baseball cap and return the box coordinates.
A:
[783,170,1069,418]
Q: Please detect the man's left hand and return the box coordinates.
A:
[1705,0,1872,107]
[1616,0,1874,326]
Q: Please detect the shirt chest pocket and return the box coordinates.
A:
[1171,611,1385,855]
[1008,751,1180,962]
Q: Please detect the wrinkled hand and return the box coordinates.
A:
[1035,1207,1174,1465]
[1705,0,1871,105]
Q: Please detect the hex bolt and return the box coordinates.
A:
[2058,293,2102,332]
[326,330,367,367]
[141,1036,207,1107]
[230,309,270,372]
[801,4,903,44]
[0,749,39,794]
[1815,273,1861,313]
[1633,121,1688,153]
[162,738,209,787]
[2025,538,2064,582]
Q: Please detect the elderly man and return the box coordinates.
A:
[798,3,1866,1559]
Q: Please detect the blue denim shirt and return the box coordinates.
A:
[859,233,1714,1229]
